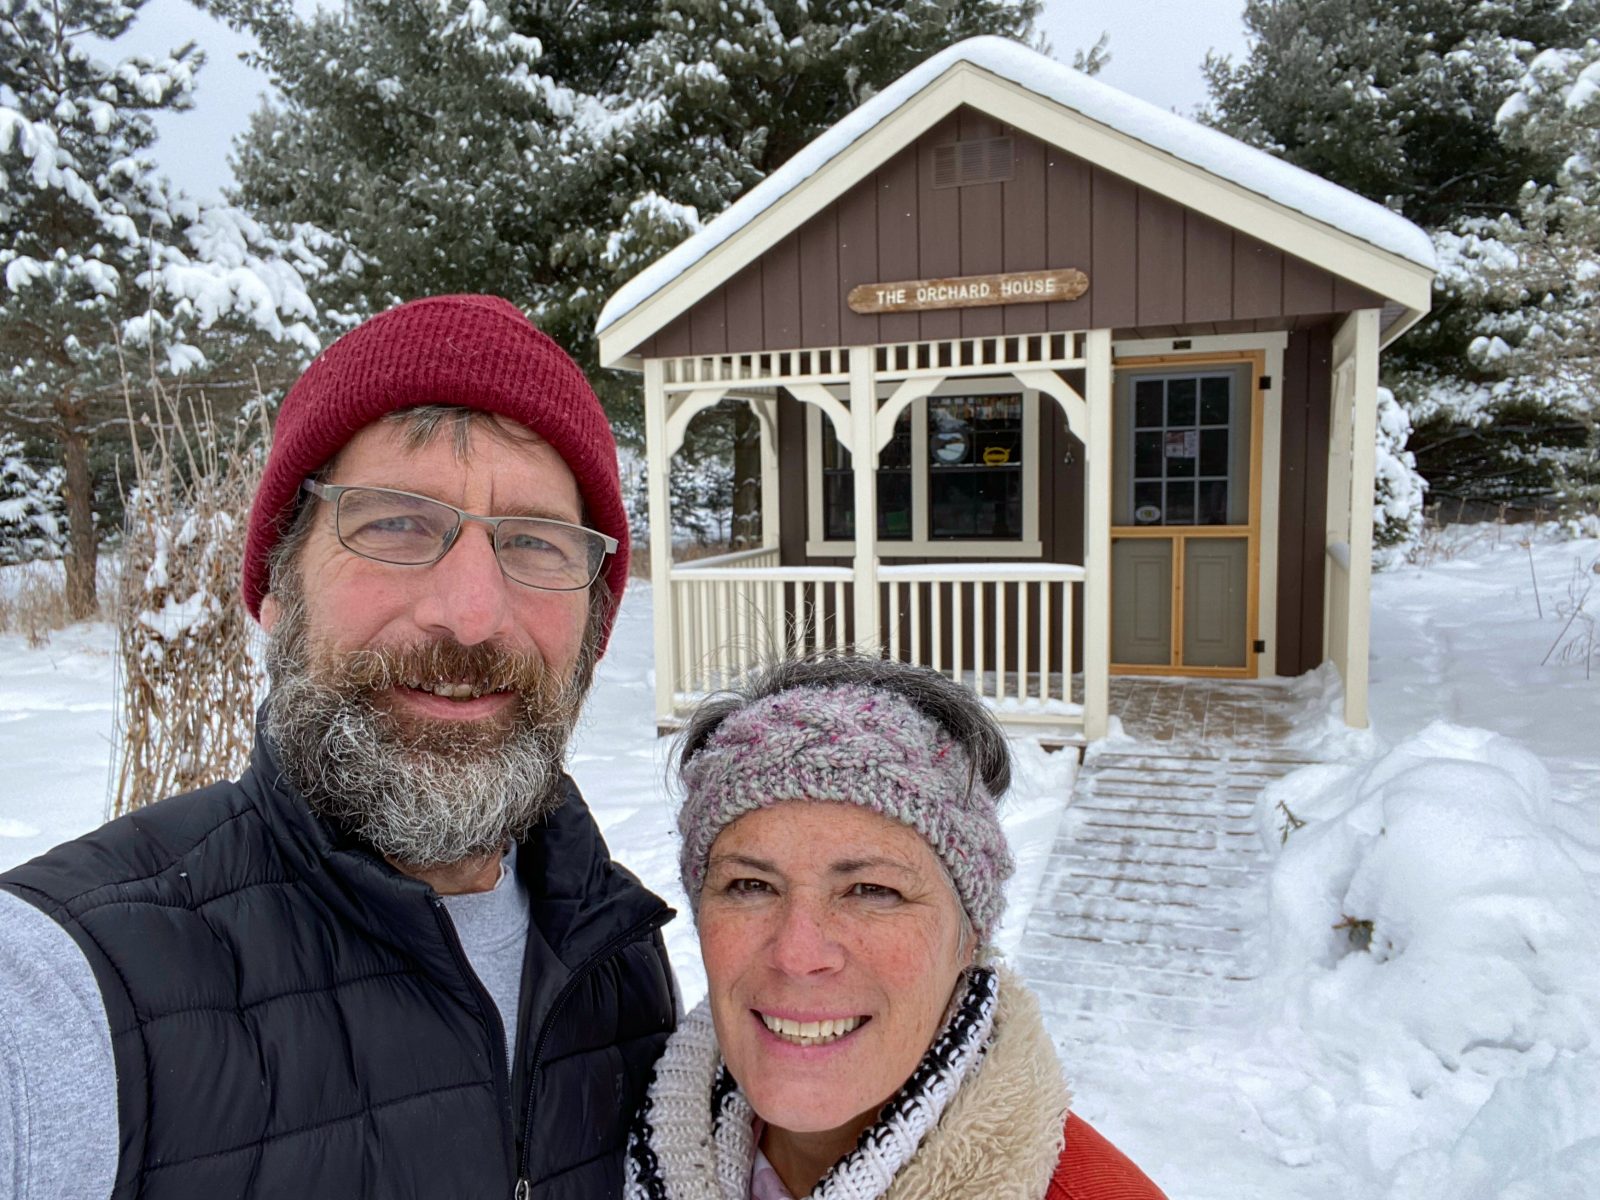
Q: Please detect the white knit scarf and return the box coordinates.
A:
[625,968,1000,1200]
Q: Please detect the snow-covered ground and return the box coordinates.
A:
[1,527,1596,1198]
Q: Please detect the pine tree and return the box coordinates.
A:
[1452,41,1600,516]
[1203,0,1600,517]
[223,0,662,396]
[0,433,67,564]
[1,0,322,616]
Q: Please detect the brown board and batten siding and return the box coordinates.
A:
[638,107,1384,358]
[1276,325,1333,676]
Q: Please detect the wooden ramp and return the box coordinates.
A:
[1017,679,1319,1041]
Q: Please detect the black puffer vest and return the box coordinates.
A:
[0,730,676,1200]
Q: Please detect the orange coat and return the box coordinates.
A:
[1047,1114,1170,1200]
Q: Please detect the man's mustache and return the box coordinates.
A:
[314,638,560,703]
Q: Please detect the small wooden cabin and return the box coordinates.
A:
[597,37,1435,741]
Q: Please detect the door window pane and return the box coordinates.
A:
[1199,428,1230,477]
[1134,430,1162,477]
[1165,481,1195,524]
[1200,376,1231,425]
[1167,378,1197,426]
[1197,479,1229,525]
[1134,379,1164,427]
[1133,481,1164,523]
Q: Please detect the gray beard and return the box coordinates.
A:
[263,588,592,869]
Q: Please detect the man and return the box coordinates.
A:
[0,295,677,1199]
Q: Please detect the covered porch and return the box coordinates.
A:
[646,331,1110,738]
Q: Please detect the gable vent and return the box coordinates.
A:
[932,137,1014,189]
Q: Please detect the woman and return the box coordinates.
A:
[627,656,1168,1200]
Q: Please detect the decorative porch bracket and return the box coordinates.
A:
[873,376,941,454]
[664,386,734,457]
[1010,369,1089,438]
[787,383,854,456]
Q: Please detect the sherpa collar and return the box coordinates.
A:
[625,965,1071,1200]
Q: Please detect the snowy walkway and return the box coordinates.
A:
[1019,679,1319,1040]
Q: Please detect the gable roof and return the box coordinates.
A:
[598,36,1435,367]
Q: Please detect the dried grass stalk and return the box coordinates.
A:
[112,378,267,816]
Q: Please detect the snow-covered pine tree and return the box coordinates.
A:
[1452,41,1600,518]
[0,433,67,564]
[1203,0,1600,518]
[0,0,323,617]
[223,0,661,394]
[600,0,1040,542]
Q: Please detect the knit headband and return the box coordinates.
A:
[677,683,1014,944]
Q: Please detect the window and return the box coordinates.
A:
[808,386,1040,557]
[1129,374,1235,526]
[928,395,1024,538]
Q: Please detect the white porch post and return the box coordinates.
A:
[643,358,676,727]
[849,350,879,650]
[1331,309,1380,728]
[1083,329,1113,740]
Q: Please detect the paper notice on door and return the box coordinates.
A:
[1165,430,1198,458]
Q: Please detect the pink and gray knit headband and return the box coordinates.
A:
[676,682,1014,944]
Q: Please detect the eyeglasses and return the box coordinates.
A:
[300,480,617,593]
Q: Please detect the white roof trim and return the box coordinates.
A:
[598,36,1435,366]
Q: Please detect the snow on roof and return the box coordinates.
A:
[597,36,1436,340]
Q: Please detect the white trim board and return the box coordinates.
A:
[599,39,1434,368]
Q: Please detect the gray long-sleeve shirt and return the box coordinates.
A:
[0,850,530,1200]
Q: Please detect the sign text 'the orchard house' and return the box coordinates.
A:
[847,268,1089,314]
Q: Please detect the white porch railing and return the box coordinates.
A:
[880,563,1085,726]
[674,545,782,571]
[668,564,853,700]
[664,560,1085,729]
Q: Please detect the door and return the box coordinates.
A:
[1110,355,1263,676]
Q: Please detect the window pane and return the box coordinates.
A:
[1134,430,1162,478]
[1166,441,1196,478]
[1165,481,1196,524]
[880,409,913,470]
[930,467,1022,539]
[823,471,854,539]
[1133,481,1164,524]
[878,470,912,539]
[1200,376,1231,425]
[1198,480,1229,525]
[1167,378,1197,426]
[1199,428,1230,477]
[1134,379,1164,427]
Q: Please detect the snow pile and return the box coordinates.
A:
[1254,722,1600,1195]
[1372,386,1427,556]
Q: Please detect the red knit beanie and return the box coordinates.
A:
[242,294,629,654]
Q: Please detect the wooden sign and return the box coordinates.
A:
[847,268,1088,314]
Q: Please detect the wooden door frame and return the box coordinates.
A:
[1108,350,1266,679]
